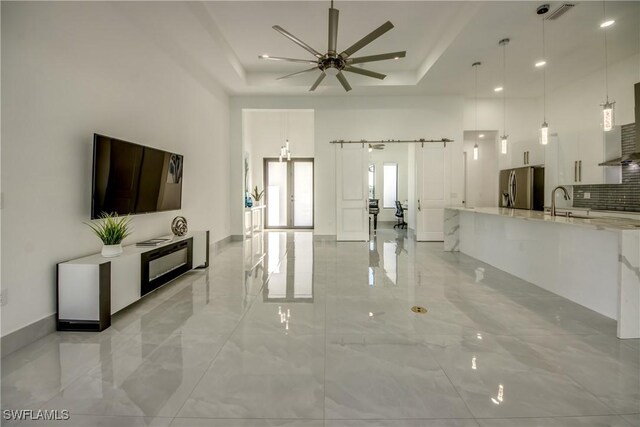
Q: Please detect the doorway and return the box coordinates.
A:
[264,158,314,229]
[462,130,499,208]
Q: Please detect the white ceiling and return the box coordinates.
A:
[114,1,640,97]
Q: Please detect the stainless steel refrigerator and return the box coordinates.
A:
[499,166,545,211]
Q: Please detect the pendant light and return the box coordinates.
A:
[601,0,615,132]
[499,38,510,155]
[538,5,549,145]
[472,61,481,160]
[279,112,292,162]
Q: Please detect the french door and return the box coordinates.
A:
[264,158,314,229]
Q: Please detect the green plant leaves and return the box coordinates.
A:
[251,185,264,201]
[85,213,132,245]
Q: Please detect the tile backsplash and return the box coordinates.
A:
[573,123,640,212]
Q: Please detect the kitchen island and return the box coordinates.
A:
[444,207,640,339]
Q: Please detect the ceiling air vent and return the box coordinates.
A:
[546,3,575,20]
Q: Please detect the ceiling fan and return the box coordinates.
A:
[259,0,406,92]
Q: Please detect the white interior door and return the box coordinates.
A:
[416,142,450,241]
[336,144,368,241]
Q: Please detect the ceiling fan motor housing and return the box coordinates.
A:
[319,55,346,72]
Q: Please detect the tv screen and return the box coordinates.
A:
[91,134,183,219]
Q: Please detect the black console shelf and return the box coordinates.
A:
[141,238,193,296]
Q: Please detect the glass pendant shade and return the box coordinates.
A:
[473,143,479,160]
[500,136,508,154]
[602,101,615,131]
[540,122,549,145]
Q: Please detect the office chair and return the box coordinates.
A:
[394,200,407,229]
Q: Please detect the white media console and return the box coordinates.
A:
[56,230,209,331]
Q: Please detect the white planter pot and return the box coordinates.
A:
[101,244,123,258]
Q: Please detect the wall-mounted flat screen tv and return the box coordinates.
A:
[91,134,183,219]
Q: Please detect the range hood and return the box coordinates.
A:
[599,82,640,166]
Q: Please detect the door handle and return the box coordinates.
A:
[418,199,421,211]
[574,161,578,182]
[578,160,582,182]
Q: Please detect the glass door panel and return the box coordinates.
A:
[265,159,314,229]
[266,161,288,227]
[293,161,313,227]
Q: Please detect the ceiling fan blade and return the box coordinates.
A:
[309,71,327,91]
[343,65,386,80]
[277,67,319,80]
[348,51,406,65]
[258,55,318,65]
[336,71,352,92]
[340,21,394,57]
[272,25,323,58]
[328,7,339,55]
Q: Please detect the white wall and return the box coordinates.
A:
[463,97,541,172]
[243,110,314,193]
[369,144,409,222]
[463,132,499,208]
[1,2,230,336]
[548,54,638,149]
[230,96,466,236]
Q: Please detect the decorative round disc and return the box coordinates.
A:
[171,216,188,236]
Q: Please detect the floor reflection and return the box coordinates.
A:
[368,225,409,287]
[253,231,314,303]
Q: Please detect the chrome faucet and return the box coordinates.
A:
[550,186,571,216]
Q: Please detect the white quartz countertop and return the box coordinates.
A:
[448,207,640,231]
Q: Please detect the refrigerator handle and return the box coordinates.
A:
[574,161,578,182]
[512,170,517,205]
[578,160,582,182]
[507,172,512,206]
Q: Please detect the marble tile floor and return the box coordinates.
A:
[1,227,638,427]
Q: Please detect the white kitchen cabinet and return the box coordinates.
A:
[557,133,580,185]
[505,139,545,169]
[557,126,621,185]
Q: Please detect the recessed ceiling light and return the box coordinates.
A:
[479,134,485,138]
[600,20,615,28]
[394,56,400,60]
[535,60,547,67]
[494,87,503,92]
[260,54,270,58]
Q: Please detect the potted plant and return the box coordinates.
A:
[251,186,264,205]
[86,213,132,257]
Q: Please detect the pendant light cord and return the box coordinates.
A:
[603,0,609,102]
[503,42,507,137]
[542,16,547,122]
[475,64,478,138]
